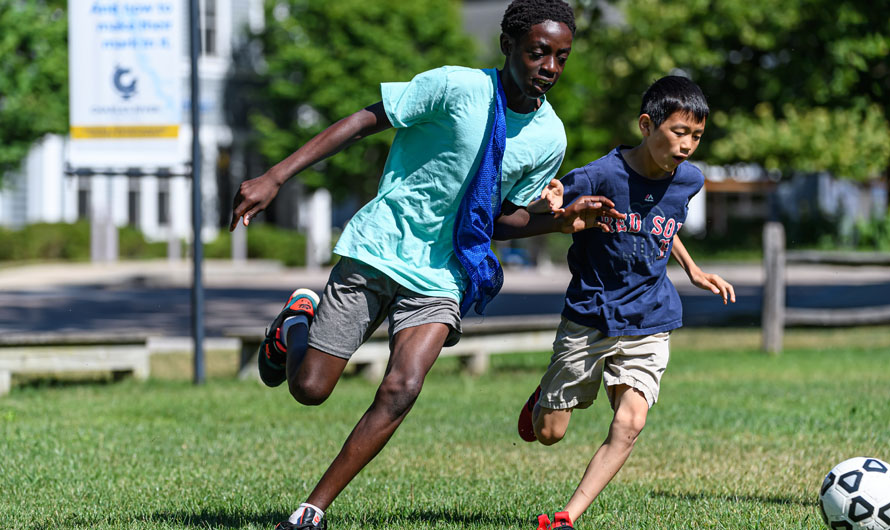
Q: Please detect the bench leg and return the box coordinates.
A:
[0,370,10,396]
[133,354,150,381]
[358,360,386,382]
[239,342,261,381]
[460,352,490,376]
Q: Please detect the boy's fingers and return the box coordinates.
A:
[606,208,626,219]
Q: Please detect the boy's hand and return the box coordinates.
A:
[688,269,736,305]
[526,179,565,215]
[229,173,281,231]
[553,195,625,234]
[540,178,565,213]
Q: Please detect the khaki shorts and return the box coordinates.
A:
[538,317,670,410]
[308,257,462,359]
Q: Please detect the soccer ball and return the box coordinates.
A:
[819,457,890,529]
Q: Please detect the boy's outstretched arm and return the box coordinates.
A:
[493,195,625,240]
[670,234,736,304]
[230,102,392,231]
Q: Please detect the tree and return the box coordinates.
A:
[551,0,890,180]
[245,0,478,201]
[0,0,68,184]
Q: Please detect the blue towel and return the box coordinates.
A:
[453,71,507,317]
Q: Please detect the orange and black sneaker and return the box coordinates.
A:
[273,505,326,529]
[518,385,542,442]
[258,288,319,387]
[551,511,573,529]
[534,513,551,530]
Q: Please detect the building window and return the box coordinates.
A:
[77,180,91,220]
[200,0,217,56]
[127,178,140,227]
[158,180,170,226]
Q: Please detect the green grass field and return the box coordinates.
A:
[1,328,888,529]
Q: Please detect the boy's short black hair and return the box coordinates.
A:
[501,0,576,40]
[640,76,709,129]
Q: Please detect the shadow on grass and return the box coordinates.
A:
[652,489,815,507]
[142,507,520,528]
[140,509,288,529]
[338,508,520,526]
[14,375,119,391]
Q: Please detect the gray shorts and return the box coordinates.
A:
[538,317,670,410]
[307,257,463,359]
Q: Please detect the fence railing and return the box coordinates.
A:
[761,222,890,353]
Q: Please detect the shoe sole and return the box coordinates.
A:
[257,288,320,388]
[517,386,541,442]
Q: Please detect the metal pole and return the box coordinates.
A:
[189,0,205,384]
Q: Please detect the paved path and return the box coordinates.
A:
[0,259,887,336]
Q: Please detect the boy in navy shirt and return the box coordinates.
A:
[506,75,736,529]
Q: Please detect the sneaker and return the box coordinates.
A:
[258,288,320,387]
[518,385,542,442]
[534,513,551,530]
[551,511,573,529]
[273,519,326,530]
[273,506,327,529]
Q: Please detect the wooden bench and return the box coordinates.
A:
[227,315,561,381]
[0,332,151,396]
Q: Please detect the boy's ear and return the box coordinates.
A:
[499,33,513,56]
[638,114,653,137]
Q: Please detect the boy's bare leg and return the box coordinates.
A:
[287,346,349,405]
[563,384,649,522]
[533,405,573,446]
[301,322,450,510]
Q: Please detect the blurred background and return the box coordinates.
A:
[0,0,888,354]
[0,0,887,265]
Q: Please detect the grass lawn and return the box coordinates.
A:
[1,327,888,529]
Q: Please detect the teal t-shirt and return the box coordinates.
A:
[333,66,566,301]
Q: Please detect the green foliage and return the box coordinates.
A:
[855,212,890,251]
[0,222,316,266]
[118,226,168,259]
[0,0,68,183]
[204,224,310,267]
[0,222,89,261]
[0,222,168,263]
[709,103,890,180]
[247,0,477,200]
[552,0,890,180]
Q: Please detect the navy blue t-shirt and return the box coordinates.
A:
[560,146,704,336]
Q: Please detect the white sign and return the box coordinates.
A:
[67,0,184,168]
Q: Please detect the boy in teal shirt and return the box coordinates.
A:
[230,1,622,528]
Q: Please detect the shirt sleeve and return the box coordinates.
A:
[381,67,449,129]
[504,144,566,207]
[560,165,593,206]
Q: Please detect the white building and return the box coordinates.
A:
[0,0,265,246]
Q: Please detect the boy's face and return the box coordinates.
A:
[501,20,573,104]
[640,111,706,173]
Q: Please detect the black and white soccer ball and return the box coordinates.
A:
[819,457,890,530]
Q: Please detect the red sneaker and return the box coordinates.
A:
[551,511,573,529]
[534,513,551,530]
[518,385,542,442]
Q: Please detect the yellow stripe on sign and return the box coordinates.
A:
[70,125,180,139]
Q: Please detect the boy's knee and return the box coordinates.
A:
[535,424,566,446]
[375,374,424,418]
[535,412,569,446]
[288,377,332,406]
[613,405,647,438]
